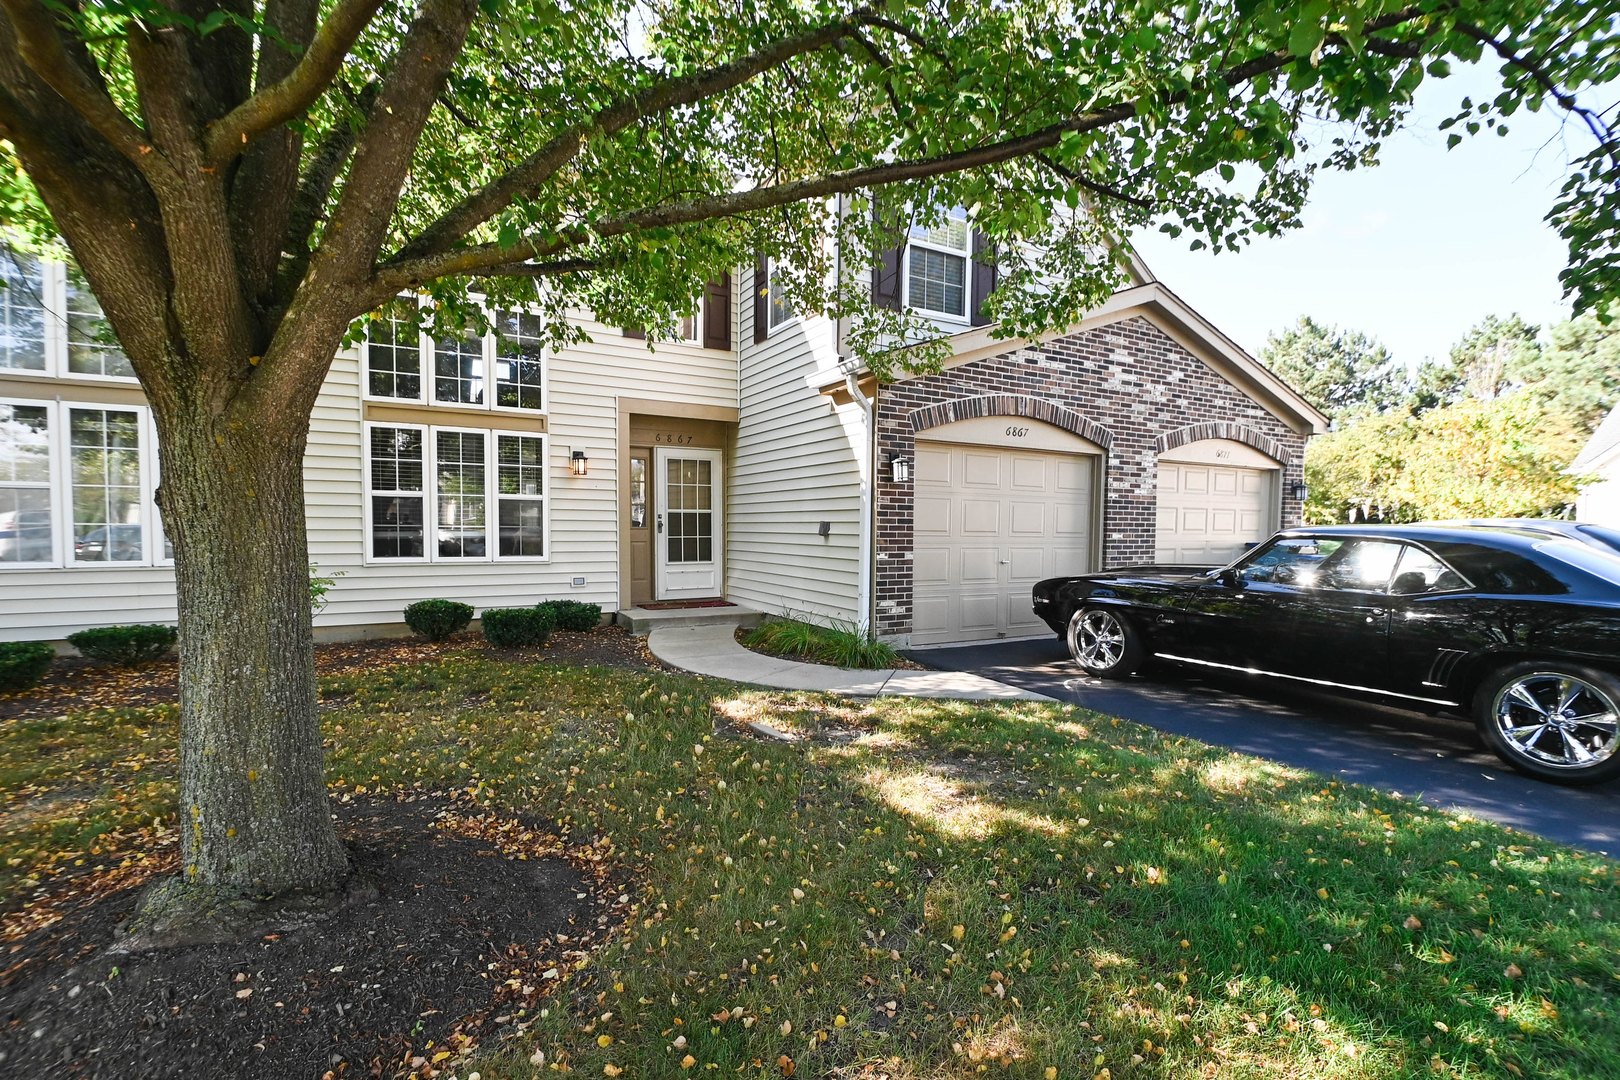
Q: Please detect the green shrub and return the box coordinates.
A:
[404,599,473,642]
[481,606,555,648]
[0,641,54,691]
[66,624,177,665]
[740,616,898,669]
[538,600,602,633]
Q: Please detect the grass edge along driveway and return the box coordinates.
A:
[3,654,1615,1079]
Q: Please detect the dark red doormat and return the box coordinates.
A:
[637,599,736,610]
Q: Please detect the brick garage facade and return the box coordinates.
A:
[873,314,1309,638]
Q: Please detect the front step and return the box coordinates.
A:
[616,603,764,637]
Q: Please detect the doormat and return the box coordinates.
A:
[639,599,736,610]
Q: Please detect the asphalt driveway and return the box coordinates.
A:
[911,636,1620,856]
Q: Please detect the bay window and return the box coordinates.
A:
[904,205,971,320]
[0,397,166,568]
[0,254,136,380]
[365,422,546,562]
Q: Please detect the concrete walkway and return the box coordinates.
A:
[647,621,1052,701]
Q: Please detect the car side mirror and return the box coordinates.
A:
[1216,567,1243,589]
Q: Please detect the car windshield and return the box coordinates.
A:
[1535,540,1620,589]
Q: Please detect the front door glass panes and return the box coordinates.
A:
[366,299,423,400]
[69,407,143,562]
[369,425,426,558]
[0,253,47,372]
[493,310,544,411]
[65,262,135,378]
[434,332,484,405]
[436,430,486,556]
[665,457,712,563]
[0,403,52,563]
[496,433,544,556]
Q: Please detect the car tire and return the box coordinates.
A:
[1474,661,1620,785]
[1067,607,1145,679]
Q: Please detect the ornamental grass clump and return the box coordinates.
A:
[403,600,474,642]
[0,640,54,691]
[538,600,602,633]
[66,624,177,665]
[741,616,898,669]
[481,606,555,648]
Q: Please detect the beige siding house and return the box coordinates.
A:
[1574,407,1620,527]
[0,230,1326,647]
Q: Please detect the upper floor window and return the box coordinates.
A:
[0,253,135,381]
[767,258,794,331]
[905,206,971,320]
[0,397,169,568]
[363,298,546,413]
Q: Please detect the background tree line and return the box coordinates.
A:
[1261,313,1620,524]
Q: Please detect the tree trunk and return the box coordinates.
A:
[129,380,349,937]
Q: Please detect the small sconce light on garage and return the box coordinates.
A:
[1290,480,1309,502]
[888,453,911,484]
[569,449,589,477]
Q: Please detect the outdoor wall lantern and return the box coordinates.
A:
[888,454,912,484]
[569,449,589,477]
[1290,480,1308,501]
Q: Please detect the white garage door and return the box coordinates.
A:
[912,442,1096,645]
[1155,462,1271,565]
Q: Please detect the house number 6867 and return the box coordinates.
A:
[654,433,694,444]
[1006,426,1030,437]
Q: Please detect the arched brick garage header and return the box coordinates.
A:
[909,394,1114,450]
[1155,421,1290,464]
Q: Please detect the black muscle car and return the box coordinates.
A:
[1032,523,1620,785]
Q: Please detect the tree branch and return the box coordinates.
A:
[1034,152,1154,209]
[204,0,386,165]
[1454,20,1618,168]
[393,9,902,262]
[0,0,157,169]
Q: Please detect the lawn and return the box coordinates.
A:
[2,646,1615,1079]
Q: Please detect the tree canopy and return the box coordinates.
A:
[1260,315,1406,419]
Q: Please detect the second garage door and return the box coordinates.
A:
[912,442,1097,645]
[1155,461,1272,565]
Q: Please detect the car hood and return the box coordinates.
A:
[1079,565,1220,586]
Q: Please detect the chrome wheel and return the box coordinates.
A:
[1072,609,1127,670]
[1491,671,1620,773]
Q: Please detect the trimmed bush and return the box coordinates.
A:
[404,599,474,642]
[538,600,602,633]
[66,624,177,665]
[481,606,554,648]
[0,641,54,691]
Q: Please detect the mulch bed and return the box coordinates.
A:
[0,624,662,723]
[0,795,623,1080]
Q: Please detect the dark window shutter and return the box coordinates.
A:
[970,229,997,327]
[623,325,645,340]
[703,273,732,350]
[753,255,770,343]
[871,201,904,310]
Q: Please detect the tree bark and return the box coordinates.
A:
[145,380,348,909]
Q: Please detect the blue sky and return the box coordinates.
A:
[1132,63,1584,369]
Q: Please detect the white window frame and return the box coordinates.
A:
[361,295,548,415]
[0,256,140,385]
[362,420,550,566]
[0,397,168,570]
[766,257,797,333]
[902,205,972,324]
[360,298,429,405]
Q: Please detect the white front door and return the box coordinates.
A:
[654,447,723,600]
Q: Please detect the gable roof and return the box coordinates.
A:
[822,282,1329,435]
[1573,405,1620,472]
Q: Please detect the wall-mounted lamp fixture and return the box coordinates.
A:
[888,453,911,484]
[1290,481,1308,501]
[569,449,589,477]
